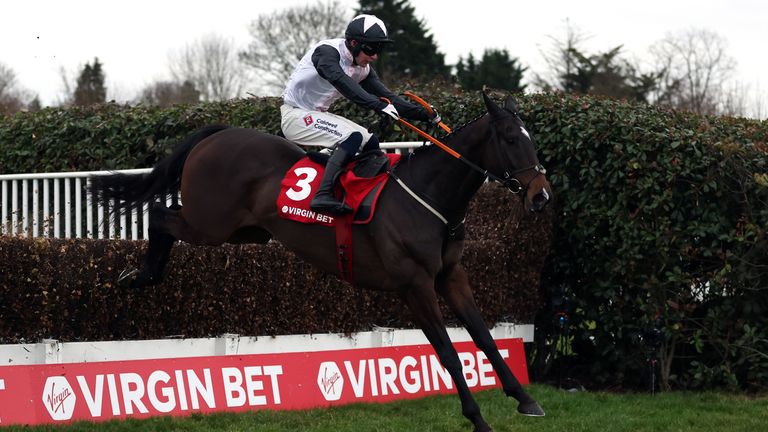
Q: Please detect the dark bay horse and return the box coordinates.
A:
[90,92,552,431]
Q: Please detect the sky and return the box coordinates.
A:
[2,0,766,115]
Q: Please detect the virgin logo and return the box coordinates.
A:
[42,376,77,421]
[317,361,344,401]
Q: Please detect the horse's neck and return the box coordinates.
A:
[398,119,490,222]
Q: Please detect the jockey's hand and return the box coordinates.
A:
[380,103,400,120]
[429,107,442,125]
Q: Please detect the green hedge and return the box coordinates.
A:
[522,93,768,392]
[0,183,552,343]
[1,89,766,392]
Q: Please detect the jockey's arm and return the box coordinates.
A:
[312,45,385,111]
[359,69,431,122]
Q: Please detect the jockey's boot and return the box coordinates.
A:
[310,149,353,215]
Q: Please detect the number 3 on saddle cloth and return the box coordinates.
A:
[276,151,402,284]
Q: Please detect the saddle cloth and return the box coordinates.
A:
[276,153,401,226]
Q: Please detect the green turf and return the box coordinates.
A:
[8,384,768,431]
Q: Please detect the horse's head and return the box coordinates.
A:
[482,92,552,212]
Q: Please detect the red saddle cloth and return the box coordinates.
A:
[276,152,400,284]
[276,153,400,226]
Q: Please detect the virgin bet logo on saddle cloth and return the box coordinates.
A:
[276,153,400,226]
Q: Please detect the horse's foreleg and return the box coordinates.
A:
[402,282,492,432]
[436,264,545,417]
[131,202,178,289]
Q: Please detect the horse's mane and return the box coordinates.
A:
[407,112,487,158]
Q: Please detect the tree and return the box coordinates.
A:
[0,63,34,114]
[137,80,200,107]
[240,0,351,95]
[73,57,107,106]
[356,0,449,82]
[169,34,247,102]
[455,49,526,93]
[534,23,661,103]
[649,28,737,115]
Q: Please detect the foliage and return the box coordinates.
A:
[523,93,768,392]
[73,57,107,107]
[0,97,283,173]
[356,0,450,83]
[455,49,526,93]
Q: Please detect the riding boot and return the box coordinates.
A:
[310,149,354,215]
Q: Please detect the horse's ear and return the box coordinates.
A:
[482,91,505,120]
[504,97,519,114]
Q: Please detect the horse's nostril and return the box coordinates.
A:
[530,189,550,211]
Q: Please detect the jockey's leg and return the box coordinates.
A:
[310,132,362,215]
[361,134,380,152]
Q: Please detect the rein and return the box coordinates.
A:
[395,115,545,195]
[393,93,546,195]
[385,94,547,226]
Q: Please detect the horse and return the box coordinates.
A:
[90,91,552,431]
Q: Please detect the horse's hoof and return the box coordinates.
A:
[473,423,493,432]
[517,401,545,417]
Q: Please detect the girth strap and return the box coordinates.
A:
[334,213,355,283]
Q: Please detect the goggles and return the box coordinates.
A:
[360,42,384,56]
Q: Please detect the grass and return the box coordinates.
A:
[8,384,768,432]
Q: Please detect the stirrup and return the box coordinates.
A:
[311,195,352,215]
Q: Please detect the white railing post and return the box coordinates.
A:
[64,178,72,238]
[11,179,18,235]
[143,203,149,239]
[32,179,40,237]
[43,179,50,237]
[53,178,60,237]
[1,180,7,235]
[75,178,82,238]
[22,180,29,236]
[86,178,94,239]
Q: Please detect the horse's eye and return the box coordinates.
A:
[504,126,518,142]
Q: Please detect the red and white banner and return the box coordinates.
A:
[0,339,528,425]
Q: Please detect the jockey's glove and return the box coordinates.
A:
[429,107,442,125]
[381,103,400,120]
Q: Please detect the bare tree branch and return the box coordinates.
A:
[0,62,33,114]
[169,34,247,101]
[239,0,351,95]
[649,28,737,115]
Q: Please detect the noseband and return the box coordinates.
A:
[483,110,547,195]
[500,163,547,194]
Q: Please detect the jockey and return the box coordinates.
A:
[281,14,440,215]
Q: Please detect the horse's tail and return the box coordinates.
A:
[89,125,230,214]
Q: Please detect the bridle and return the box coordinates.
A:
[396,108,547,196]
[386,93,548,225]
[486,109,547,195]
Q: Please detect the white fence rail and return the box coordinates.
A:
[0,142,423,240]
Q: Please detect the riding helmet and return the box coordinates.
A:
[344,14,394,43]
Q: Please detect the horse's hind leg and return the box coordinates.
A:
[436,264,545,417]
[131,202,179,289]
